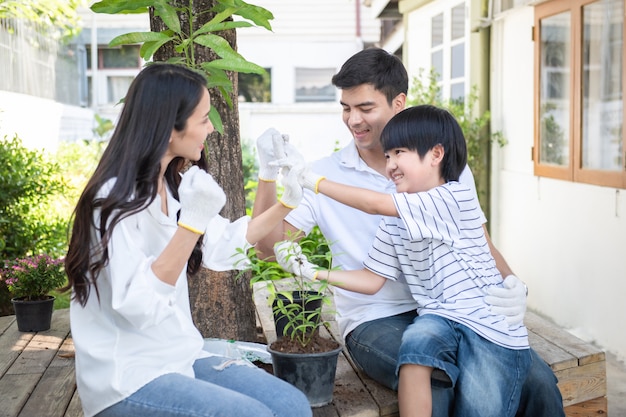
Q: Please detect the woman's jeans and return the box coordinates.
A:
[96,356,312,417]
[345,310,566,417]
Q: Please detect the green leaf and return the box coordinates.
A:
[153,2,181,33]
[203,58,265,75]
[199,65,230,87]
[193,34,235,57]
[193,20,254,36]
[209,107,223,135]
[91,0,154,14]
[140,38,172,61]
[109,31,171,47]
[213,0,274,31]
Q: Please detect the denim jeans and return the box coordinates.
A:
[345,310,566,417]
[399,314,531,417]
[96,356,312,417]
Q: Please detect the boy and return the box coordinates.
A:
[276,105,531,417]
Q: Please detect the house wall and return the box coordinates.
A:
[400,0,626,363]
[71,1,382,161]
[489,6,626,362]
[0,91,94,151]
[236,0,381,160]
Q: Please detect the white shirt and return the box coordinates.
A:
[286,142,485,338]
[363,182,529,350]
[70,179,250,417]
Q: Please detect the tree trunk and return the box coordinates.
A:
[149,1,257,341]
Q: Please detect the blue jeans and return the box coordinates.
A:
[399,314,530,417]
[345,310,566,417]
[96,356,312,417]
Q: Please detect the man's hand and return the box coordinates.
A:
[274,240,319,280]
[485,275,527,326]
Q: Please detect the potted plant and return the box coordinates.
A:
[236,232,342,407]
[1,254,66,332]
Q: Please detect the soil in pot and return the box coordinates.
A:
[270,331,339,354]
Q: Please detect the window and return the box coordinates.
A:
[86,45,142,106]
[430,2,467,102]
[495,0,533,14]
[295,68,336,102]
[535,0,626,188]
[238,70,271,103]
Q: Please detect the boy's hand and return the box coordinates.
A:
[274,241,319,280]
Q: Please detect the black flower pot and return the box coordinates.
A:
[268,342,342,407]
[272,291,322,338]
[11,296,55,332]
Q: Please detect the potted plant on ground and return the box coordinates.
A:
[1,254,66,332]
[236,232,342,407]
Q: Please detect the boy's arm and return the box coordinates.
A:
[274,240,386,295]
[304,169,398,216]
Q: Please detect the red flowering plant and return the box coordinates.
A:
[1,254,66,301]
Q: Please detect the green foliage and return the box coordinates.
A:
[407,68,507,215]
[1,254,66,301]
[539,102,566,165]
[90,0,273,133]
[235,233,335,348]
[0,134,106,314]
[0,0,83,42]
[0,135,68,259]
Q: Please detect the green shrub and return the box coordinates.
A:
[0,136,106,314]
[0,135,69,313]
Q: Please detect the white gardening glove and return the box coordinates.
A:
[485,275,527,326]
[297,164,325,194]
[178,166,226,234]
[274,240,319,281]
[278,164,303,209]
[256,127,289,181]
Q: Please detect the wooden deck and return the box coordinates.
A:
[0,286,607,417]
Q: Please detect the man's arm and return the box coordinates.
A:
[483,226,514,278]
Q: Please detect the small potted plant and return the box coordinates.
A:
[1,254,66,332]
[235,231,342,407]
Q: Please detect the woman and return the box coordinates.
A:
[64,63,310,417]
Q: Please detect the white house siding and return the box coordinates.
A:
[401,0,626,363]
[237,0,381,161]
[71,2,381,162]
[490,6,626,362]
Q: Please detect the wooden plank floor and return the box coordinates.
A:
[0,309,82,417]
[0,290,389,417]
[0,288,607,417]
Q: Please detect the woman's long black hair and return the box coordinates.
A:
[65,63,209,306]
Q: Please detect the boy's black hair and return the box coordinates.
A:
[380,105,467,182]
[331,47,408,105]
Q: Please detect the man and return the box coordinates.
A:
[253,47,564,416]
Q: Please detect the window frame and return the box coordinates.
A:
[534,0,626,188]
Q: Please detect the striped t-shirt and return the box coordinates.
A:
[362,181,529,350]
